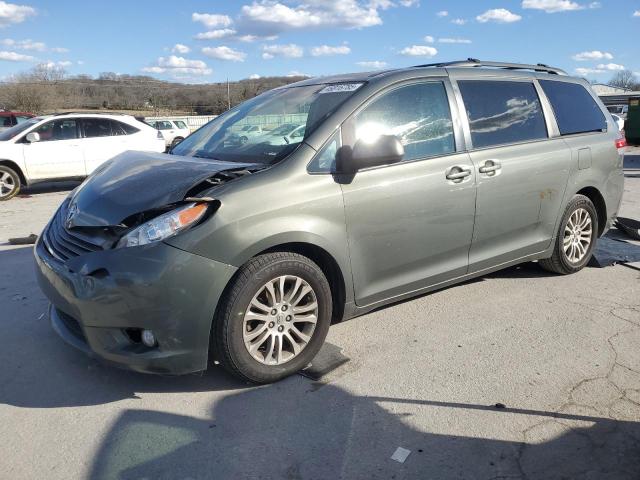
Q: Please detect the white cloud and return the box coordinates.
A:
[356,60,387,69]
[451,18,467,25]
[201,46,247,62]
[0,50,34,61]
[249,73,261,79]
[400,45,438,57]
[172,43,190,54]
[310,44,350,56]
[522,0,600,12]
[238,0,384,33]
[262,43,303,59]
[597,63,625,71]
[438,37,472,44]
[398,0,419,6]
[195,29,237,40]
[1,38,67,53]
[142,55,212,76]
[43,60,71,69]
[192,12,233,28]
[436,10,448,17]
[0,1,36,27]
[423,35,434,43]
[477,8,522,23]
[286,70,308,77]
[575,67,604,76]
[572,50,613,61]
[633,10,640,17]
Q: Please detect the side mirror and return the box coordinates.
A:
[25,132,40,143]
[349,134,404,172]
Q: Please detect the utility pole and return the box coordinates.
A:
[227,78,231,110]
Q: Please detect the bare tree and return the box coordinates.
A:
[608,70,636,90]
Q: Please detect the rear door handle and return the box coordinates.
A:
[445,165,472,182]
[478,160,502,175]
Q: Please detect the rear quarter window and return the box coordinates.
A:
[539,80,606,136]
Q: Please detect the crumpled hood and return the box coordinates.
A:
[68,151,257,227]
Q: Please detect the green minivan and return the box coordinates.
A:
[35,60,625,383]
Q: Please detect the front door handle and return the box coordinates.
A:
[478,160,502,175]
[445,165,472,182]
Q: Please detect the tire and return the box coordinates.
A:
[539,194,598,275]
[170,137,184,149]
[0,165,21,201]
[213,252,332,383]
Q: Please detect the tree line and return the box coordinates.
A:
[0,64,306,115]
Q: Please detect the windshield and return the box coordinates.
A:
[0,117,41,141]
[171,83,362,164]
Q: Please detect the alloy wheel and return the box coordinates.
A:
[0,171,16,198]
[242,275,318,365]
[563,207,593,263]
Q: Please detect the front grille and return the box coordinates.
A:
[43,205,103,262]
[56,309,86,342]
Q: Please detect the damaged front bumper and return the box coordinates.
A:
[34,231,237,375]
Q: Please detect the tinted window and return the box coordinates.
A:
[539,80,606,135]
[0,116,12,127]
[157,121,173,130]
[34,119,79,141]
[83,118,112,137]
[174,120,187,129]
[354,82,455,162]
[111,120,139,136]
[459,81,547,149]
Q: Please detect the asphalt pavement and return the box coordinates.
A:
[1,149,639,479]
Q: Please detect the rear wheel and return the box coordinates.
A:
[539,194,598,274]
[170,137,184,149]
[213,252,332,383]
[0,165,20,201]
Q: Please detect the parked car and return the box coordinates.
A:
[35,60,624,383]
[611,113,625,131]
[146,119,191,149]
[0,113,165,200]
[247,123,306,146]
[0,111,34,132]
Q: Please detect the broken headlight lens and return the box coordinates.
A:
[116,202,208,248]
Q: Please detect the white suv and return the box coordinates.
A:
[0,113,165,200]
[147,119,191,149]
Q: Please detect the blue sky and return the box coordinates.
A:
[0,0,638,83]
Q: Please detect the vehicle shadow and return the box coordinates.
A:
[88,382,640,479]
[18,180,81,197]
[0,246,247,409]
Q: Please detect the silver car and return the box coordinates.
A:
[34,60,625,383]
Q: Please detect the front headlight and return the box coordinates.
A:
[116,202,208,248]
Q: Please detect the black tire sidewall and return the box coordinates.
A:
[221,256,332,383]
[556,196,598,272]
[0,166,20,201]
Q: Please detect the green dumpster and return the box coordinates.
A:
[626,96,640,145]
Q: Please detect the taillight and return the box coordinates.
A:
[615,132,626,150]
[157,130,163,140]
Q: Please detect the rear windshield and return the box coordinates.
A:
[539,80,606,136]
[171,83,363,165]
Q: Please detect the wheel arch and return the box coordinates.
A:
[0,159,27,185]
[576,186,607,236]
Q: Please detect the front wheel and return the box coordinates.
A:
[213,252,332,383]
[0,165,20,201]
[539,194,598,274]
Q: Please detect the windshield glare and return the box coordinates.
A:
[171,83,362,164]
[0,117,41,141]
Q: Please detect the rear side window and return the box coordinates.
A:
[83,118,112,137]
[111,120,139,135]
[0,116,12,127]
[354,81,455,162]
[174,120,187,129]
[539,80,606,135]
[459,80,548,149]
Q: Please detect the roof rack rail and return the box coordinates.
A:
[412,58,568,76]
[51,111,127,116]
